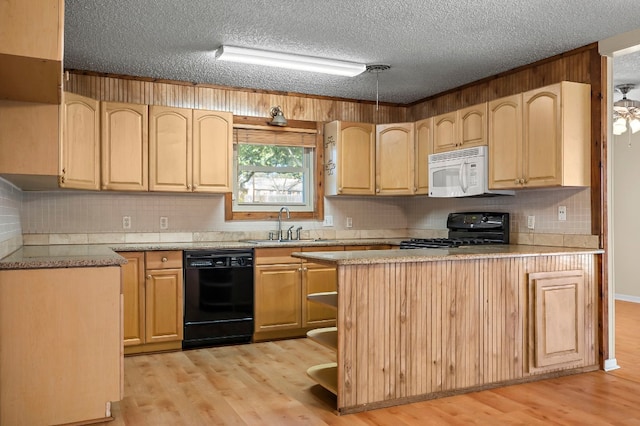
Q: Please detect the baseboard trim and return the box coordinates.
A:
[614,294,640,303]
[604,358,620,371]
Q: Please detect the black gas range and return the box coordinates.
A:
[400,212,510,249]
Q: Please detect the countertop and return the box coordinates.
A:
[0,238,403,270]
[292,244,604,265]
[0,245,128,270]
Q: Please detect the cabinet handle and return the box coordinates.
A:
[376,188,380,193]
[298,267,302,272]
[514,179,519,184]
[146,274,152,279]
[302,267,308,271]
[193,184,198,189]
[161,257,168,262]
[187,184,192,190]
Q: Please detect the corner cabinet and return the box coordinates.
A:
[489,81,591,189]
[60,92,100,190]
[149,106,232,192]
[433,102,487,153]
[375,122,415,195]
[101,101,149,191]
[324,121,376,195]
[120,251,183,355]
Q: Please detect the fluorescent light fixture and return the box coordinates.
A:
[214,45,366,77]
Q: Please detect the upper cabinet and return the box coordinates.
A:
[149,106,192,192]
[0,0,63,104]
[192,109,233,192]
[0,100,60,189]
[60,93,100,190]
[489,81,590,189]
[375,122,415,195]
[433,103,487,153]
[149,106,232,193]
[414,117,433,195]
[101,101,149,191]
[324,121,376,196]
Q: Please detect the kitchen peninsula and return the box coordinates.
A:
[294,245,602,414]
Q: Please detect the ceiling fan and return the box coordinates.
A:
[613,84,640,136]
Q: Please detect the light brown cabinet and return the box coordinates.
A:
[0,266,121,425]
[324,121,376,195]
[101,101,149,191]
[149,106,233,192]
[0,100,60,189]
[414,117,433,195]
[120,251,183,355]
[489,81,591,189]
[60,92,100,190]
[0,0,63,104]
[433,102,487,153]
[527,270,585,373]
[375,122,415,195]
[254,246,341,341]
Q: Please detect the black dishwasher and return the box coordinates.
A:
[183,249,254,349]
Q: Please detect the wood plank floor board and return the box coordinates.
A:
[100,301,640,425]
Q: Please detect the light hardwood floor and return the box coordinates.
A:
[102,302,640,425]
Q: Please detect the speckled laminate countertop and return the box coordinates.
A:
[0,239,403,270]
[292,244,604,265]
[0,245,127,270]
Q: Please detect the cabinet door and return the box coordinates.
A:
[149,105,191,192]
[120,252,145,347]
[459,103,487,148]
[101,101,148,191]
[338,122,376,195]
[145,268,184,344]
[528,270,585,372]
[193,109,233,192]
[254,264,302,332]
[303,262,337,328]
[376,122,415,195]
[60,93,100,190]
[488,94,522,189]
[414,117,432,195]
[523,84,562,187]
[432,111,457,153]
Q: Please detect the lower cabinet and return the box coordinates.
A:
[254,246,342,341]
[120,250,184,355]
[527,269,585,373]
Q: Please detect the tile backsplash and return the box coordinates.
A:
[14,181,592,243]
[0,179,23,257]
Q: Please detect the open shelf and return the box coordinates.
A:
[307,326,337,351]
[307,291,337,309]
[307,362,338,395]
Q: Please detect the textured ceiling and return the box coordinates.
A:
[64,0,640,104]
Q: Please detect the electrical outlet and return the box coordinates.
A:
[558,206,567,221]
[323,215,334,227]
[122,216,131,230]
[527,215,535,230]
[346,217,353,228]
[160,216,168,230]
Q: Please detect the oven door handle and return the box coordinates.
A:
[459,162,468,193]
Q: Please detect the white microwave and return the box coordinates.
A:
[428,146,514,197]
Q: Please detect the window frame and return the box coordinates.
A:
[225,117,324,221]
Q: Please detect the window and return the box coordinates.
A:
[232,128,316,213]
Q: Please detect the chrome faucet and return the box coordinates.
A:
[277,206,290,240]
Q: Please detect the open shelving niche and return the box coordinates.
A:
[306,291,338,395]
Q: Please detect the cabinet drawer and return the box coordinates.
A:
[254,247,301,265]
[145,250,182,269]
